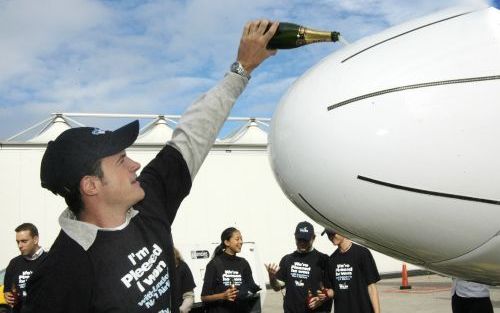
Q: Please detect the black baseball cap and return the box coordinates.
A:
[40,120,139,197]
[294,221,314,241]
[321,228,337,237]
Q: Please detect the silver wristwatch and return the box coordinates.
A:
[230,61,251,80]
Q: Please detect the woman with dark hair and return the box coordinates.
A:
[201,227,261,313]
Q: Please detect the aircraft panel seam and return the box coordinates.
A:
[327,75,500,111]
[341,11,472,63]
[357,175,500,205]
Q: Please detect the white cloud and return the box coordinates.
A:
[0,0,110,83]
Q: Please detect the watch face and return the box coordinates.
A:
[232,62,242,73]
[231,62,249,78]
[231,62,240,73]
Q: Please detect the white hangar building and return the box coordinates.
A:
[0,113,416,280]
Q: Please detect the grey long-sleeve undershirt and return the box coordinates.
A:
[168,72,248,180]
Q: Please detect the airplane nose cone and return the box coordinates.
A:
[269,5,500,283]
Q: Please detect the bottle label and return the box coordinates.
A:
[303,28,334,44]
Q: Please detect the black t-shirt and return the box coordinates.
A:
[329,243,380,313]
[174,260,196,307]
[4,252,47,313]
[275,249,332,313]
[201,253,261,313]
[22,145,192,313]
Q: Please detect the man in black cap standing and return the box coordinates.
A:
[265,221,333,313]
[322,229,380,313]
[22,20,279,313]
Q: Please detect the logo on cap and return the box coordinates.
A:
[92,128,106,135]
[295,221,314,241]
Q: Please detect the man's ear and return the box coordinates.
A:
[80,175,100,196]
[33,235,39,246]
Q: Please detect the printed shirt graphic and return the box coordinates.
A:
[18,270,32,290]
[290,261,312,286]
[335,263,353,290]
[329,243,380,313]
[222,269,242,287]
[89,231,174,311]
[121,244,166,294]
[276,250,332,313]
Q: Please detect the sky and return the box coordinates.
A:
[0,0,495,140]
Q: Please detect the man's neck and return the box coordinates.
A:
[78,205,129,228]
[24,246,43,260]
[339,239,352,253]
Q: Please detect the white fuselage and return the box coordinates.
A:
[269,5,500,285]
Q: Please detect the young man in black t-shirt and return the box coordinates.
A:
[266,222,333,313]
[4,223,47,313]
[22,20,280,313]
[323,229,381,313]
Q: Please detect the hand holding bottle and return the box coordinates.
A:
[4,292,16,307]
[236,19,279,76]
[307,289,324,310]
[223,287,238,302]
[307,287,333,310]
[316,287,333,302]
[5,283,20,307]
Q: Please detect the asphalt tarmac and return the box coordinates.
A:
[262,274,500,313]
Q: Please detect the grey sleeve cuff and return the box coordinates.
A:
[168,72,248,179]
[179,291,195,312]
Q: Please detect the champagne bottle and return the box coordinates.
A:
[267,22,340,50]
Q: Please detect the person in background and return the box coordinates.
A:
[201,227,261,313]
[451,278,493,313]
[323,228,380,313]
[266,221,333,313]
[173,247,196,313]
[3,223,47,313]
[22,19,279,313]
